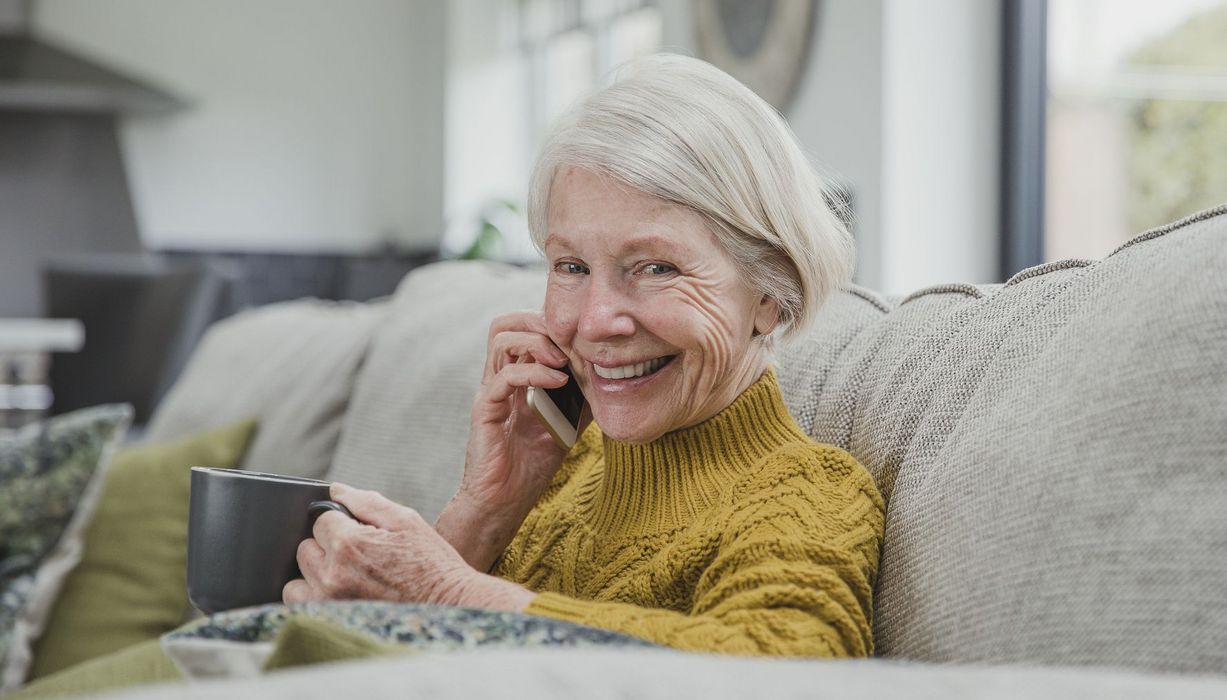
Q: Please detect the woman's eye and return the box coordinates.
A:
[554,261,589,275]
[641,263,675,275]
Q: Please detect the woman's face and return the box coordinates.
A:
[543,166,778,443]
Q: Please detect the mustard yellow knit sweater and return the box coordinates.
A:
[493,369,885,657]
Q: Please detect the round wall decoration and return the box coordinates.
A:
[692,0,821,113]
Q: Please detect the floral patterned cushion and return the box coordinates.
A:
[161,601,655,678]
[167,600,653,648]
[0,404,133,691]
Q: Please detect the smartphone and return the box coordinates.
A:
[526,364,586,450]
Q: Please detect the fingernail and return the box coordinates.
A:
[332,482,350,493]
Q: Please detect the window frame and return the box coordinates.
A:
[516,0,660,145]
[999,0,1048,280]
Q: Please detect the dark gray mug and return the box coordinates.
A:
[187,467,354,615]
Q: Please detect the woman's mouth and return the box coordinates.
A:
[591,355,675,380]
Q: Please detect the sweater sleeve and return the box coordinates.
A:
[522,446,885,657]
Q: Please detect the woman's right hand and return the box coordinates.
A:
[434,310,585,571]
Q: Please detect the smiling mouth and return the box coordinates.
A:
[591,355,676,380]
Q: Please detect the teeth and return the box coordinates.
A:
[593,356,668,380]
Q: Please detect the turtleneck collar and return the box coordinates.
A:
[582,367,810,536]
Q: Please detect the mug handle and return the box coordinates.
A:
[308,500,356,521]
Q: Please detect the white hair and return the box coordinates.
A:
[527,53,854,342]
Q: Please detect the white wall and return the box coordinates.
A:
[881,0,1001,293]
[788,0,887,290]
[34,0,446,253]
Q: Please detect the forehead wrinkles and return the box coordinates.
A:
[547,172,713,257]
[546,167,654,228]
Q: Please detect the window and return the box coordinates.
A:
[518,0,663,139]
[1045,0,1227,261]
[444,0,662,261]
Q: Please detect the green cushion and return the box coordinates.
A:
[28,420,258,679]
[261,616,403,672]
[9,617,394,699]
[8,639,180,699]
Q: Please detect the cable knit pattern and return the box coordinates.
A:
[493,369,885,657]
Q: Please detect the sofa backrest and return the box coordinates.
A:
[782,205,1223,675]
[146,299,388,480]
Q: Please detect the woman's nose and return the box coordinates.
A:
[575,278,636,342]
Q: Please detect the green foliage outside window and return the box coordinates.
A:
[1126,5,1227,232]
[460,199,522,261]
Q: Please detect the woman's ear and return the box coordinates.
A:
[753,295,780,338]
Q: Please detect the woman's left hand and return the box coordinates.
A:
[282,483,534,612]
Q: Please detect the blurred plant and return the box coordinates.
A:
[1126,5,1227,232]
[460,199,523,260]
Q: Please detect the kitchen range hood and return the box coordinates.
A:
[0,0,184,113]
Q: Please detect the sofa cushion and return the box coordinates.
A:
[0,404,133,692]
[9,638,180,699]
[145,300,387,480]
[328,261,547,520]
[776,286,896,487]
[29,420,258,679]
[849,206,1227,674]
[160,601,652,680]
[69,647,1227,700]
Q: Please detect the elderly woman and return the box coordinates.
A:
[284,54,885,658]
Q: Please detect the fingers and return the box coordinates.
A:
[297,535,325,574]
[311,509,361,546]
[484,311,567,381]
[282,577,319,604]
[482,362,569,405]
[325,483,418,532]
[285,530,328,604]
[486,310,551,346]
[485,331,567,377]
[288,537,328,604]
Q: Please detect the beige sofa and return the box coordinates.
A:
[116,204,1227,697]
